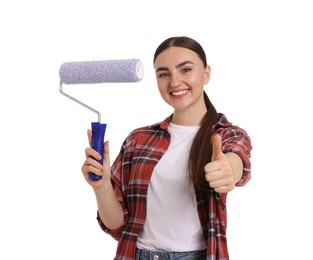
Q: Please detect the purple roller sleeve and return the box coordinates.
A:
[59,59,144,84]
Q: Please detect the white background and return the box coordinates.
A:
[1,0,312,259]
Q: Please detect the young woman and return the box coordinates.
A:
[82,36,252,260]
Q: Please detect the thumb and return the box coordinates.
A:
[87,129,92,147]
[103,140,110,167]
[211,134,223,161]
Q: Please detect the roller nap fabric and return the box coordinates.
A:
[59,59,143,84]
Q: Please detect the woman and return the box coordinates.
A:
[82,36,252,260]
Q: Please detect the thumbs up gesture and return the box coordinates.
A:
[204,134,236,193]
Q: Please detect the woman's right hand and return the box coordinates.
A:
[82,130,124,229]
[81,129,112,189]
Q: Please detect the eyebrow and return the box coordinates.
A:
[155,60,195,73]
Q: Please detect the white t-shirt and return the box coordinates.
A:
[136,123,206,251]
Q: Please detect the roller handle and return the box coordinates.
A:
[90,122,107,181]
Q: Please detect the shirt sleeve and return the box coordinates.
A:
[215,123,252,186]
[96,210,125,241]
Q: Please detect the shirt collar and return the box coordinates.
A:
[147,114,173,131]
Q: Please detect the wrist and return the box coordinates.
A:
[93,180,113,195]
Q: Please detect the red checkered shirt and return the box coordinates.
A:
[97,113,252,260]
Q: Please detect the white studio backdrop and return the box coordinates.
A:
[0,0,312,259]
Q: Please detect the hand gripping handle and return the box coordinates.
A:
[90,122,107,180]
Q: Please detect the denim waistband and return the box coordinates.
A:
[135,248,206,260]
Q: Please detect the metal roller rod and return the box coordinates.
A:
[59,81,101,122]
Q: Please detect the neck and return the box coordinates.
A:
[171,106,207,126]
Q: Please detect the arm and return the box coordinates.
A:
[93,180,124,230]
[82,130,124,230]
[225,152,243,184]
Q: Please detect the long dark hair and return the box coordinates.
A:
[153,36,221,190]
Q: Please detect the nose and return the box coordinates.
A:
[170,73,181,88]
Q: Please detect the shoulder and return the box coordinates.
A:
[213,113,252,153]
[123,115,172,145]
[213,114,250,139]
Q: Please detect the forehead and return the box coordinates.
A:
[154,46,201,67]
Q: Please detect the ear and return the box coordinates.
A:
[203,65,211,85]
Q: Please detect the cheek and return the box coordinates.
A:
[190,72,208,86]
[157,82,168,98]
[187,75,204,88]
[157,79,168,92]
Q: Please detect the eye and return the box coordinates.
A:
[182,67,192,73]
[158,72,168,78]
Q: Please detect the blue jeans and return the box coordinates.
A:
[135,248,206,260]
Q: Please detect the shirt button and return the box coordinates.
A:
[152,255,159,260]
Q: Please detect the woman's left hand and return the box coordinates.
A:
[204,134,236,193]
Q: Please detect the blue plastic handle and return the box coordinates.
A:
[90,122,107,180]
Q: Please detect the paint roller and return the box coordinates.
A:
[59,59,144,180]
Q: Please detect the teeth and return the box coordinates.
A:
[172,90,189,96]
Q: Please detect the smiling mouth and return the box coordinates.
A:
[171,89,190,96]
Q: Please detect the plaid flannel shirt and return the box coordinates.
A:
[97,114,252,260]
